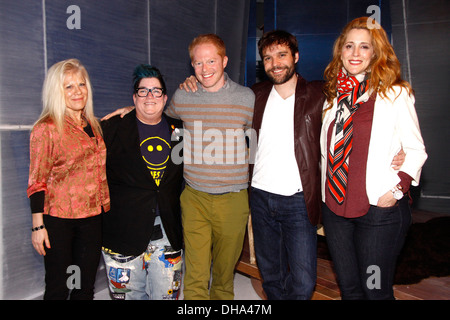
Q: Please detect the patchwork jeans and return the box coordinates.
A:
[102,216,183,300]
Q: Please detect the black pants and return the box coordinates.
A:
[43,214,102,300]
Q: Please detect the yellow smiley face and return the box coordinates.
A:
[140,136,171,170]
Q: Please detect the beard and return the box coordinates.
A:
[266,65,296,84]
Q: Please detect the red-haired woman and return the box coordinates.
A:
[320,17,427,299]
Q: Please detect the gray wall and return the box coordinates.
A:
[0,0,250,300]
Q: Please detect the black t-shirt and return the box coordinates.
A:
[136,117,171,187]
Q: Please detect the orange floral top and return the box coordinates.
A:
[27,116,110,219]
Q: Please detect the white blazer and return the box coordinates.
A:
[320,86,428,205]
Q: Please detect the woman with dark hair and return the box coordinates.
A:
[100,64,184,300]
[320,17,427,299]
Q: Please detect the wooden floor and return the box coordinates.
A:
[313,257,450,300]
[236,209,450,300]
[239,257,450,300]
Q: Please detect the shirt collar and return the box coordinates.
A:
[198,72,230,92]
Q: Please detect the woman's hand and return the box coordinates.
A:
[377,190,397,208]
[31,213,50,256]
[391,148,405,170]
[32,228,50,256]
[101,106,135,121]
[179,75,198,92]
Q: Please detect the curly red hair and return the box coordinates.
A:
[323,17,412,108]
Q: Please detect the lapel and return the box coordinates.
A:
[117,110,158,187]
[253,81,272,133]
[253,74,308,134]
[293,75,308,142]
[252,75,308,172]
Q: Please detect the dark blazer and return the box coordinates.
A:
[101,111,184,255]
[250,75,325,226]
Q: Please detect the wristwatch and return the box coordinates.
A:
[391,184,403,200]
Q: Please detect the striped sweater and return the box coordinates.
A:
[166,73,255,194]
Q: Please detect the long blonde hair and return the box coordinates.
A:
[323,17,412,108]
[34,58,102,135]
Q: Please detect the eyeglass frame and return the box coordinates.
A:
[135,87,165,98]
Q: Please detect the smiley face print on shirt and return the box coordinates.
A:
[137,118,171,186]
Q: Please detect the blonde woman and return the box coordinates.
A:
[320,17,427,299]
[27,59,110,299]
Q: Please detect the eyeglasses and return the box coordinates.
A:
[136,87,164,98]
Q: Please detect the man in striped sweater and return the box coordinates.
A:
[166,34,255,300]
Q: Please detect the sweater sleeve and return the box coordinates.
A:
[165,91,182,120]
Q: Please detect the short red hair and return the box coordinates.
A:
[188,34,226,61]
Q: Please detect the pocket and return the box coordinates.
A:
[164,247,183,267]
[374,201,399,214]
[366,204,402,226]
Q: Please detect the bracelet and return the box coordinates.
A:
[31,225,45,232]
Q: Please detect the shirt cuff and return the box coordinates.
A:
[398,171,413,193]
[30,190,45,214]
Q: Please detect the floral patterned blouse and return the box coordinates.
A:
[27,116,110,219]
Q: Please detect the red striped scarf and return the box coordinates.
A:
[327,70,369,204]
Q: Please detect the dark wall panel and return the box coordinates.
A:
[0,0,45,125]
[215,0,251,85]
[259,0,448,212]
[149,0,217,99]
[45,0,149,115]
[390,0,450,212]
[0,131,41,299]
[0,0,46,300]
[149,0,250,99]
[262,0,391,81]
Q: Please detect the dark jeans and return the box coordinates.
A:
[322,197,411,300]
[43,214,102,300]
[250,187,317,300]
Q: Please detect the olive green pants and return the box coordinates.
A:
[181,185,249,300]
